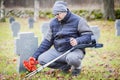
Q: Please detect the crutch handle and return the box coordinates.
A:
[71,42,103,51]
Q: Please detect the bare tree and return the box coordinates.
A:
[103,0,115,20]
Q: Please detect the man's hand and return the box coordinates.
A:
[23,57,38,72]
[70,38,78,46]
[29,57,38,65]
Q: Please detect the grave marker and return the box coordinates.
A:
[15,32,38,72]
[90,26,100,42]
[40,22,50,39]
[10,21,20,37]
[115,19,120,36]
[28,17,34,29]
[9,16,15,24]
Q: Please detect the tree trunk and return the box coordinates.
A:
[103,0,115,20]
[0,0,6,22]
[34,0,39,21]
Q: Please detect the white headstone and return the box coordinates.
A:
[10,21,20,37]
[90,26,100,42]
[15,32,38,72]
[28,17,34,29]
[115,19,120,36]
[40,22,50,39]
[9,16,15,24]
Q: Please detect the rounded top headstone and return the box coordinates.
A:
[9,17,15,24]
[11,21,20,31]
[115,19,120,28]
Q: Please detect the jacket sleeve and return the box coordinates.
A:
[76,18,93,44]
[32,26,53,60]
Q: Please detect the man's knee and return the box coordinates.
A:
[38,56,63,69]
[38,55,47,65]
[66,53,82,67]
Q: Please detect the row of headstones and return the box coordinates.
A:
[10,16,120,38]
[9,17,35,37]
[15,22,101,73]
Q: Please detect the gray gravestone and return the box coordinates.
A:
[40,22,50,39]
[15,32,38,72]
[90,26,100,42]
[115,19,120,36]
[9,16,15,24]
[10,21,20,37]
[28,17,34,29]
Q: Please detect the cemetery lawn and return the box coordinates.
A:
[0,18,120,80]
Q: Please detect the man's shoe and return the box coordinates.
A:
[72,69,81,76]
[61,65,71,73]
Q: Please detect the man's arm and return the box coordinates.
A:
[32,39,53,60]
[76,18,93,44]
[32,26,53,60]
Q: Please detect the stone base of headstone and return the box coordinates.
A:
[15,32,38,73]
[17,56,27,72]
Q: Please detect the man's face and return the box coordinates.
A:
[55,12,67,21]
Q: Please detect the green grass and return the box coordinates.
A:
[0,18,120,80]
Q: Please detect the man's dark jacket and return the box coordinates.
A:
[33,10,93,60]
